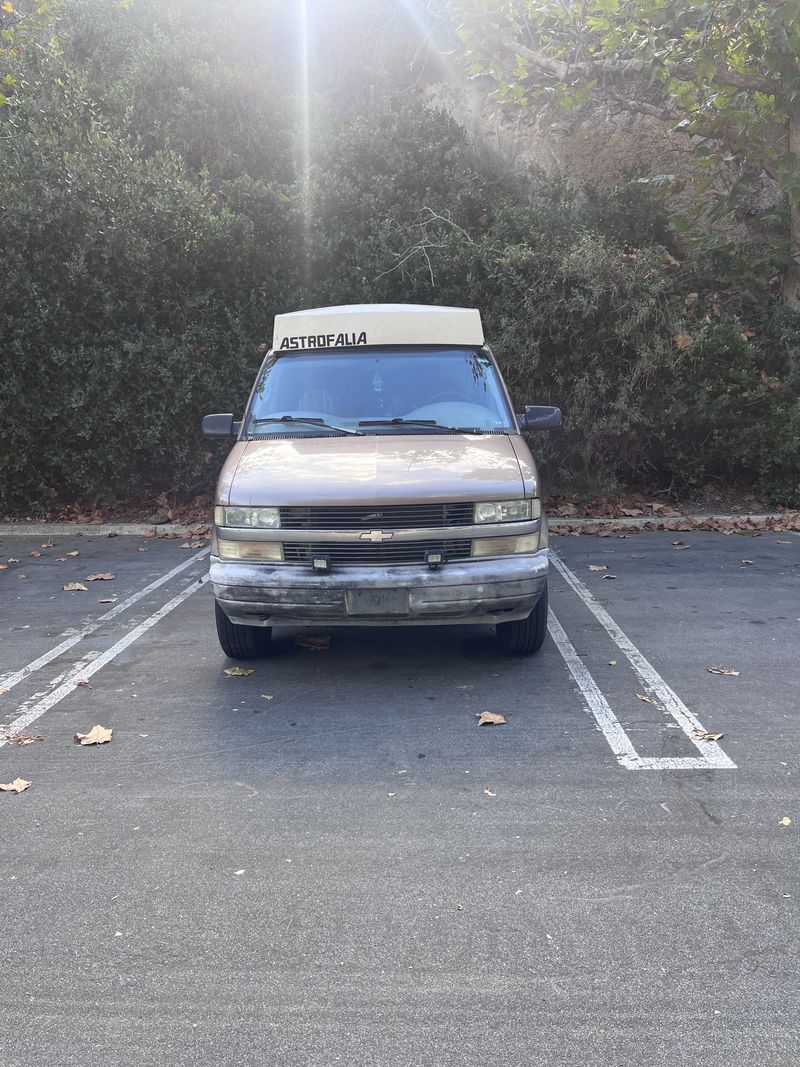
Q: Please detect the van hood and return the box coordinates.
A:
[220,434,527,507]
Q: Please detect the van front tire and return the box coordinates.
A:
[496,583,548,655]
[215,601,272,659]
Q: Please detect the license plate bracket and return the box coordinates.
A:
[345,588,409,616]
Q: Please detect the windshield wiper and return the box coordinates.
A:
[251,416,363,436]
[358,418,486,434]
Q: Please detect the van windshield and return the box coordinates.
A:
[245,347,514,436]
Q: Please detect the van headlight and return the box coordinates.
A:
[217,539,284,562]
[473,499,540,524]
[215,506,280,529]
[471,533,539,557]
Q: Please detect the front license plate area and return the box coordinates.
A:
[346,588,409,616]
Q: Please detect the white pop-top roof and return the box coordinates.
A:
[272,303,484,352]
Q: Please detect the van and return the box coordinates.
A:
[203,304,560,659]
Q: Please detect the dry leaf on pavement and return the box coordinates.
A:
[30,550,41,557]
[7,558,19,563]
[3,733,42,746]
[224,667,255,677]
[635,693,653,704]
[741,559,753,565]
[608,660,617,666]
[73,724,113,745]
[483,785,497,796]
[41,540,54,549]
[775,540,791,545]
[294,634,331,650]
[66,551,80,557]
[0,777,31,793]
[671,540,689,550]
[75,679,92,688]
[587,564,607,572]
[601,574,617,580]
[707,666,740,677]
[181,540,205,549]
[261,694,274,700]
[63,582,88,592]
[0,564,7,570]
[692,729,723,741]
[477,711,507,726]
[99,597,119,604]
[779,817,792,827]
[85,573,115,582]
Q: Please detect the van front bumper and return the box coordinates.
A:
[211,549,549,627]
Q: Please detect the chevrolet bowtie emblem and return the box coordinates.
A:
[360,530,394,543]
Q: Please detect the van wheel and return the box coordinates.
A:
[215,601,272,659]
[496,583,548,655]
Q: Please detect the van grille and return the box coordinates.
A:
[280,503,474,530]
[282,539,472,566]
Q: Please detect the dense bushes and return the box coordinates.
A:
[1,0,798,509]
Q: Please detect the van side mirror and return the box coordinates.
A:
[202,413,241,438]
[518,405,562,431]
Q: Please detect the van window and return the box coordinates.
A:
[245,347,514,434]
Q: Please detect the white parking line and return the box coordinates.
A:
[0,576,209,747]
[0,548,209,694]
[550,553,736,770]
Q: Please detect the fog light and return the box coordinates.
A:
[425,549,443,570]
[217,539,283,562]
[471,533,539,558]
[312,554,331,572]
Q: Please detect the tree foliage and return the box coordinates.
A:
[452,0,800,304]
[0,0,798,509]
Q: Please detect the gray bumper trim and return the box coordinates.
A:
[211,550,549,627]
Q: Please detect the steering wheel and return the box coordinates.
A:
[426,391,471,404]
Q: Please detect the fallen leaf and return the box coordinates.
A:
[707,666,740,677]
[75,679,92,688]
[224,667,255,677]
[477,711,506,726]
[692,730,723,741]
[180,540,205,549]
[671,540,688,548]
[136,547,148,553]
[30,550,41,558]
[234,869,246,876]
[741,559,753,565]
[66,551,80,557]
[7,558,19,563]
[294,634,331,650]
[620,508,643,517]
[73,724,113,745]
[635,693,653,704]
[63,582,88,592]
[99,597,119,604]
[483,785,496,796]
[779,817,792,827]
[261,694,274,700]
[388,792,396,798]
[41,540,55,549]
[454,683,473,690]
[674,332,693,349]
[0,777,31,793]
[775,540,791,545]
[601,574,617,580]
[18,574,27,580]
[3,733,41,746]
[0,564,7,570]
[587,564,608,572]
[85,573,115,582]
[608,660,617,667]
[0,687,8,694]
[631,554,645,559]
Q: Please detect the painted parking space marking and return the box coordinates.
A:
[550,552,736,770]
[0,547,209,694]
[0,576,209,748]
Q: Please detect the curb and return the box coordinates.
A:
[0,513,796,537]
[549,512,799,533]
[0,522,205,537]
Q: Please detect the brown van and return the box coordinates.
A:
[203,304,560,658]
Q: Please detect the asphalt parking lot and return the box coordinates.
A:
[1,529,798,1067]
